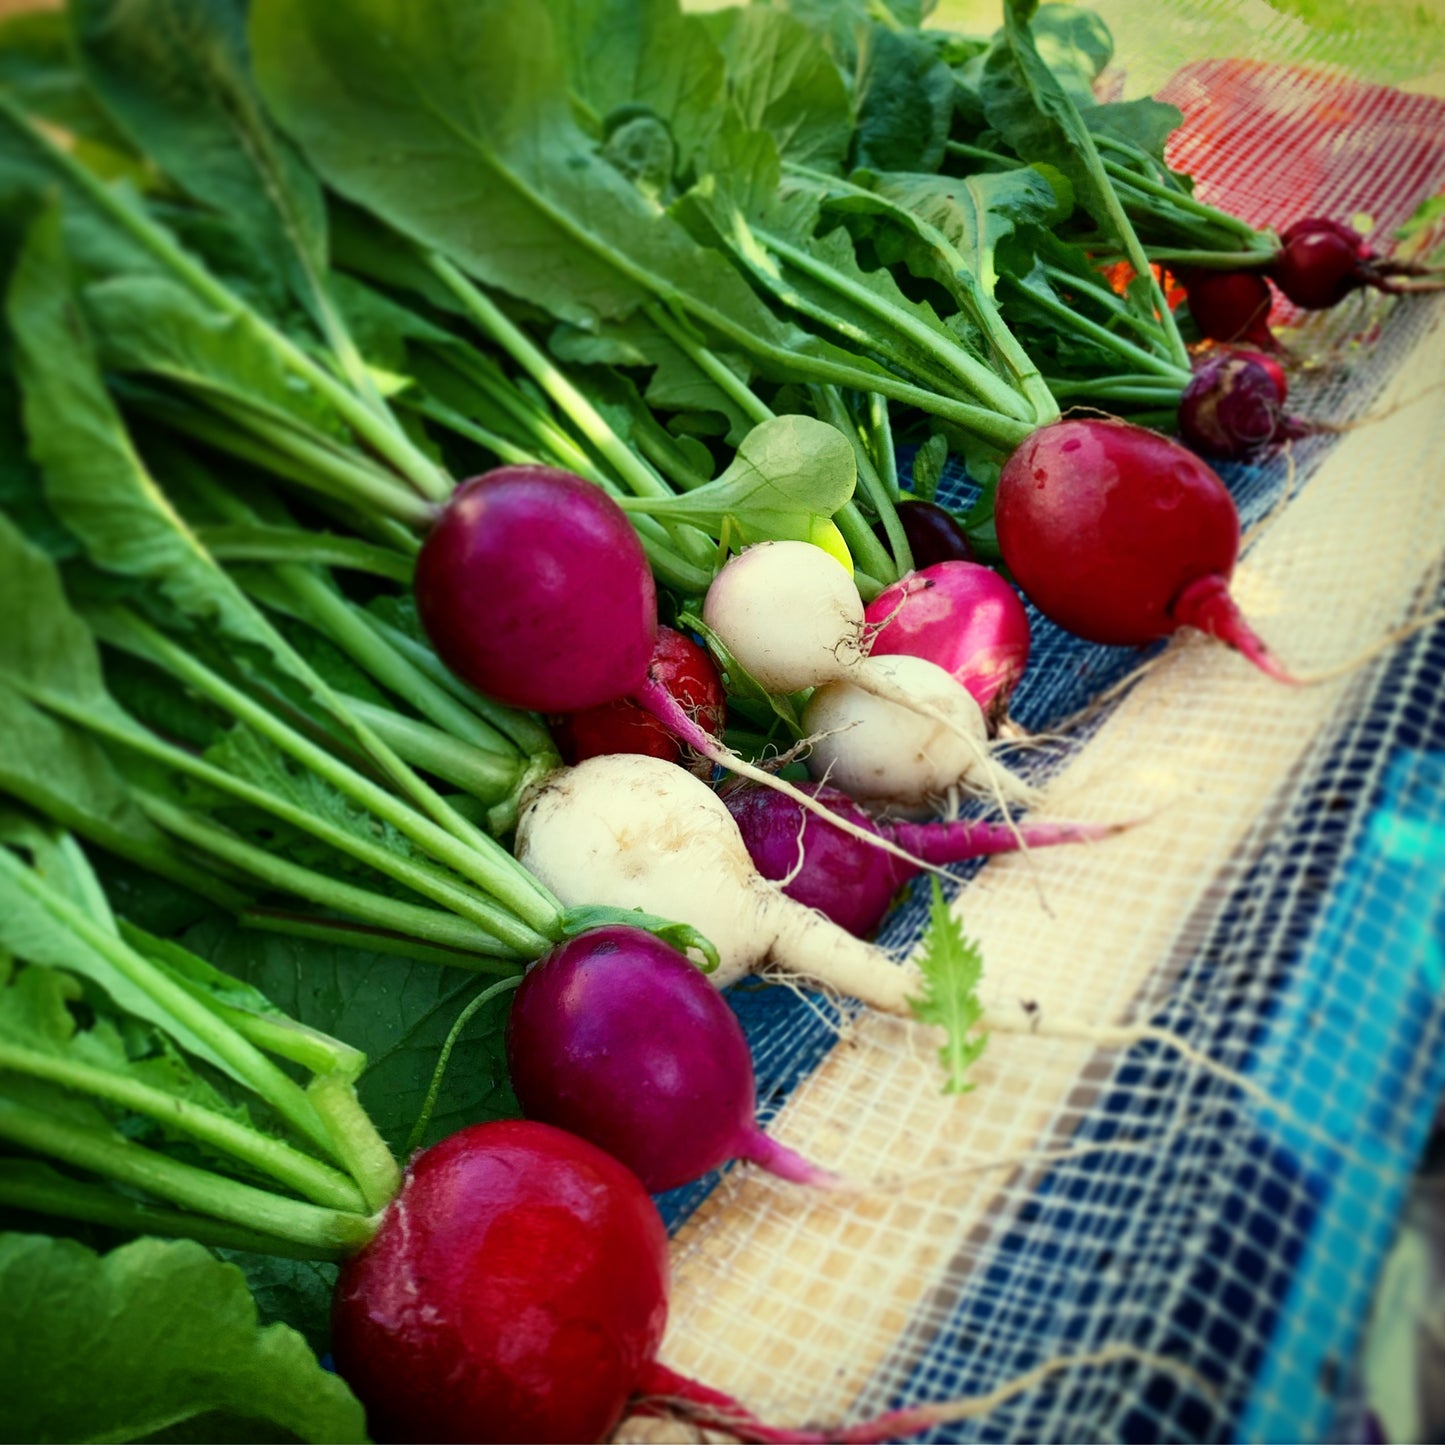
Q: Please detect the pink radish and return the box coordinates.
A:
[724,779,1122,937]
[994,418,1297,683]
[864,561,1032,727]
[506,926,839,1192]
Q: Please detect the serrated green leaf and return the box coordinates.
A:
[908,878,988,1094]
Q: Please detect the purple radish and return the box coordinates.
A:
[886,498,975,567]
[863,561,1031,728]
[723,780,1121,937]
[1177,352,1309,461]
[505,926,839,1193]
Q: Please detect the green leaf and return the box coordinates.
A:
[0,1232,366,1443]
[853,24,955,175]
[618,414,855,546]
[710,6,853,172]
[1081,98,1183,168]
[182,917,521,1155]
[908,878,988,1094]
[1028,4,1113,100]
[908,433,949,502]
[72,0,339,347]
[539,0,727,174]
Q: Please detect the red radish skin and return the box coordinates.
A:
[331,1119,669,1445]
[724,780,1120,937]
[864,561,1031,725]
[549,627,725,777]
[1270,217,1445,309]
[1182,268,1277,349]
[995,418,1296,682]
[415,466,657,712]
[506,927,839,1192]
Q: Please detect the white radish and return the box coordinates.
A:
[702,541,1034,810]
[804,654,1035,813]
[516,755,1285,1113]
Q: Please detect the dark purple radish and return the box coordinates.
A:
[1271,217,1445,309]
[891,498,975,568]
[863,561,1031,727]
[1182,267,1277,348]
[723,780,1122,938]
[505,926,839,1192]
[416,466,657,712]
[994,418,1298,683]
[1228,347,1289,404]
[1177,352,1307,460]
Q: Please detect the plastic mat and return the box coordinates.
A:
[622,7,1445,1442]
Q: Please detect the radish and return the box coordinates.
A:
[516,754,924,1012]
[505,926,840,1192]
[415,468,932,866]
[724,780,1121,937]
[801,653,1033,813]
[863,561,1032,727]
[1176,351,1306,461]
[1181,268,1277,349]
[549,626,725,778]
[331,1118,1200,1445]
[1270,216,1445,309]
[701,541,1032,808]
[994,418,1297,683]
[890,498,974,568]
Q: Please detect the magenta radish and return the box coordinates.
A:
[724,779,1121,937]
[1181,268,1277,349]
[1177,351,1307,461]
[506,926,839,1192]
[994,418,1297,683]
[863,561,1031,727]
[701,541,1033,808]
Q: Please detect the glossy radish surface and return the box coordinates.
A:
[864,561,1031,724]
[1182,268,1276,348]
[1177,352,1291,460]
[1270,217,1371,310]
[415,466,657,712]
[507,927,837,1192]
[995,418,1295,681]
[892,498,975,567]
[331,1119,669,1444]
[550,626,725,776]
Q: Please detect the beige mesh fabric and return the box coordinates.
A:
[626,2,1445,1440]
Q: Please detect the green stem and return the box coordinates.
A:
[307,1074,400,1212]
[0,1161,350,1260]
[1100,155,1261,241]
[1002,277,1189,381]
[944,140,1019,171]
[758,225,1034,422]
[404,976,522,1154]
[0,1042,366,1212]
[0,96,449,502]
[643,303,774,426]
[0,1099,375,1255]
[239,909,524,974]
[136,795,532,958]
[94,608,560,940]
[197,524,416,585]
[1133,245,1278,269]
[811,386,909,580]
[337,694,520,799]
[868,394,900,501]
[0,850,336,1159]
[1046,379,1186,403]
[1040,264,1171,345]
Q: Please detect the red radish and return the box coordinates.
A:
[994,418,1296,683]
[891,498,974,568]
[549,626,725,777]
[1181,268,1277,349]
[506,926,839,1192]
[331,1119,670,1444]
[1270,217,1445,309]
[1177,352,1305,461]
[864,561,1031,726]
[1227,347,1289,404]
[723,780,1122,937]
